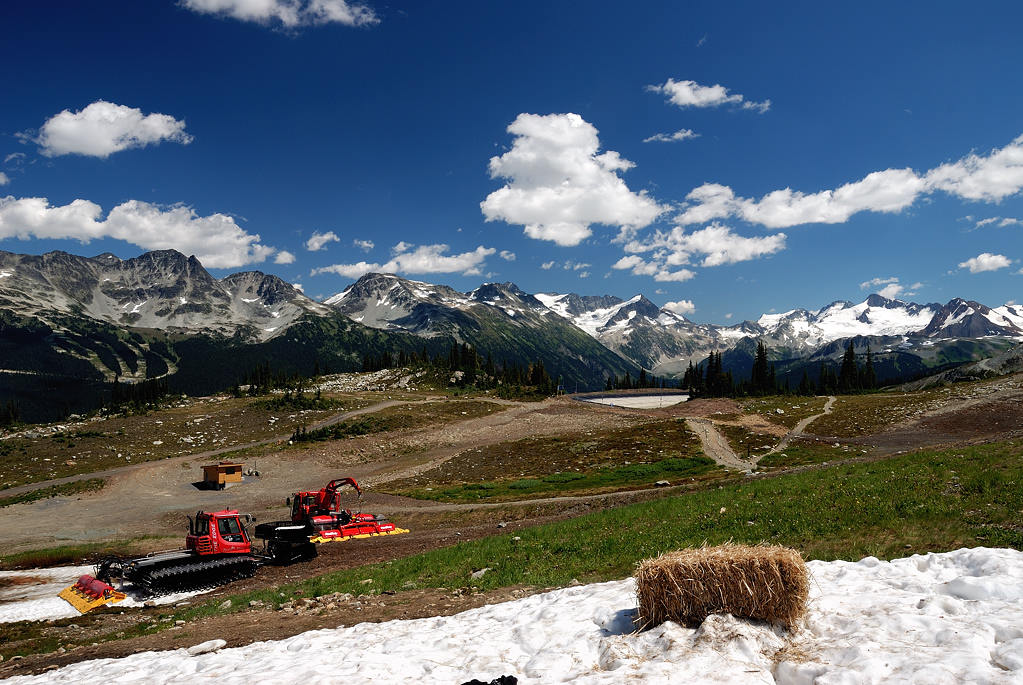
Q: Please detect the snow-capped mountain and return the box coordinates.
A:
[322,273,640,382]
[3,249,1021,415]
[0,249,329,341]
[324,272,1023,377]
[920,298,1023,338]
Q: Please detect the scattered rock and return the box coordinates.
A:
[470,568,492,579]
[175,620,186,626]
[187,639,227,656]
[218,599,232,610]
[775,408,785,414]
[496,522,507,528]
[248,600,265,608]
[360,578,374,585]
[719,506,727,514]
[654,480,670,487]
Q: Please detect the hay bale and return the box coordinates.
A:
[635,543,808,629]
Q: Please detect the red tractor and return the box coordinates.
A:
[60,509,260,612]
[255,477,408,563]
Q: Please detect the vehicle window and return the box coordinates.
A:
[218,517,241,536]
[195,517,209,536]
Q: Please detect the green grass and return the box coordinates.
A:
[0,478,105,509]
[757,440,859,469]
[396,455,717,501]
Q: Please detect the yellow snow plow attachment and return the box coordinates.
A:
[58,575,127,614]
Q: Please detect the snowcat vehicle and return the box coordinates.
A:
[59,509,260,613]
[254,477,408,563]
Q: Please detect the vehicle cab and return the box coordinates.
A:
[186,509,252,556]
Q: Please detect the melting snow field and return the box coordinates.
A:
[581,394,689,409]
[2,548,1021,683]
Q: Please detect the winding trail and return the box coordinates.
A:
[685,418,751,472]
[763,395,837,458]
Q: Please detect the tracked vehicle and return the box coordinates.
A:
[63,509,260,606]
[255,477,408,563]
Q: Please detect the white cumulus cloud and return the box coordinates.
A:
[0,195,275,268]
[663,299,696,316]
[499,250,516,261]
[926,134,1023,202]
[540,260,555,270]
[353,238,374,251]
[625,223,786,267]
[481,113,665,246]
[858,277,923,299]
[677,169,925,229]
[612,255,695,282]
[643,129,700,144]
[0,173,8,186]
[958,253,1012,273]
[311,243,496,279]
[305,230,340,251]
[34,101,193,158]
[274,250,296,264]
[181,0,378,27]
[646,78,770,113]
[677,133,1023,230]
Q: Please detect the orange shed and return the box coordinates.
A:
[202,462,243,489]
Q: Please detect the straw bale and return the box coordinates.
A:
[635,543,808,629]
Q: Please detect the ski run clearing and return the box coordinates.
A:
[2,548,1022,683]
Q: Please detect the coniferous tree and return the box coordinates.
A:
[838,340,859,393]
[751,340,770,394]
[797,369,813,396]
[861,346,876,390]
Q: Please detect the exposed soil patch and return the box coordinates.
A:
[855,392,1023,454]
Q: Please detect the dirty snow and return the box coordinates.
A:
[0,566,208,624]
[582,394,689,409]
[4,548,1021,683]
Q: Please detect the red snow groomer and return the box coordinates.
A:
[254,477,408,563]
[59,509,259,613]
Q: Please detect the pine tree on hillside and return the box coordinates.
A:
[751,340,770,394]
[861,346,877,390]
[838,340,859,393]
[797,369,813,395]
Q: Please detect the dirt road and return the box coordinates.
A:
[763,396,837,458]
[685,418,751,472]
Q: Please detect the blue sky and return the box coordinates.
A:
[2,1,1022,323]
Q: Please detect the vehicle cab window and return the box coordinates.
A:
[218,517,244,542]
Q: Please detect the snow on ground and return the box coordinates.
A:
[3,548,1022,683]
[581,395,689,409]
[0,566,209,624]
